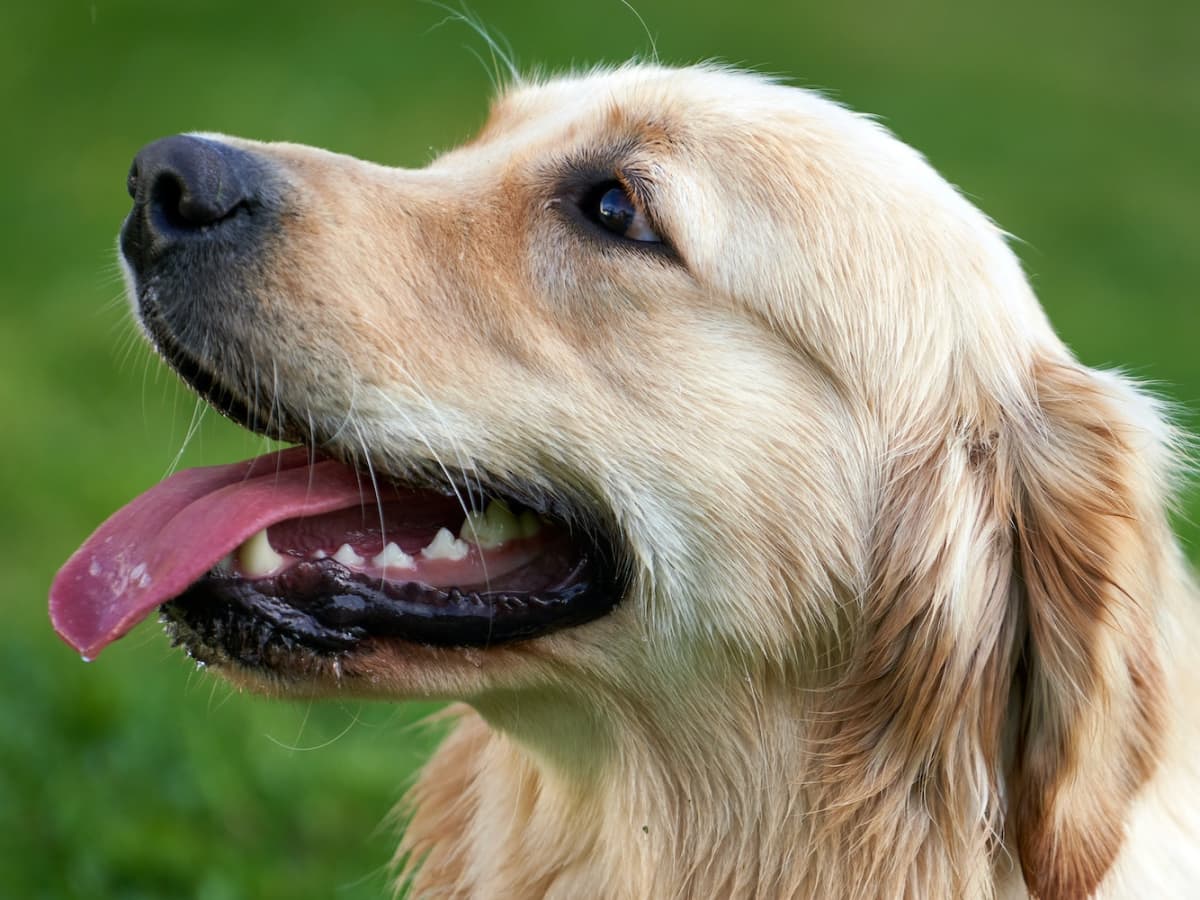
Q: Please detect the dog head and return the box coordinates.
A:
[53,65,1178,896]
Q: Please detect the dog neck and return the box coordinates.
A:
[394,672,1010,899]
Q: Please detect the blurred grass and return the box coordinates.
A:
[1,0,1196,896]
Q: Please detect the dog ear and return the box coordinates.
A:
[1005,358,1169,899]
[806,356,1170,898]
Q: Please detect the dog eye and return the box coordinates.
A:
[582,182,661,243]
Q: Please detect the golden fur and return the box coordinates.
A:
[194,65,1200,898]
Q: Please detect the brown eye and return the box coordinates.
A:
[582,182,660,243]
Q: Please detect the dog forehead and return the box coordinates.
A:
[467,64,801,154]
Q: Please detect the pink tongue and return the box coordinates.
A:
[50,448,375,659]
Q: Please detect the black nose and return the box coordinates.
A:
[121,135,262,272]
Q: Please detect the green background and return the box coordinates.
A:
[3,1,1197,897]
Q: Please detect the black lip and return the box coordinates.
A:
[137,294,307,443]
[121,143,300,441]
[162,553,620,666]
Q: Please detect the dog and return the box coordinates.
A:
[52,63,1200,898]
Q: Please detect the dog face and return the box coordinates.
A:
[78,66,918,693]
[53,65,1179,897]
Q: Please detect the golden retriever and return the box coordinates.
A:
[52,64,1200,898]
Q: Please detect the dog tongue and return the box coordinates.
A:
[50,448,372,660]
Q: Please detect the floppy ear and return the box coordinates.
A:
[806,356,1170,899]
[1006,357,1169,899]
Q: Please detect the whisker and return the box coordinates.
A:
[248,346,262,440]
[618,0,659,63]
[367,390,493,595]
[363,324,487,515]
[304,406,319,509]
[162,395,208,480]
[423,1,521,87]
[269,358,283,444]
[353,420,389,587]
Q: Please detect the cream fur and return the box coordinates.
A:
[180,65,1200,898]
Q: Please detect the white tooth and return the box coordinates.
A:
[333,543,364,567]
[421,527,469,561]
[458,500,521,549]
[237,528,284,576]
[518,511,542,539]
[311,549,327,559]
[214,553,234,573]
[372,542,415,571]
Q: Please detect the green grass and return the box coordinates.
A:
[2,0,1197,896]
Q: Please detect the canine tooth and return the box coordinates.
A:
[311,549,327,560]
[333,543,364,566]
[421,527,469,561]
[238,528,283,576]
[487,500,520,542]
[518,511,542,539]
[459,510,488,546]
[373,542,415,571]
[459,500,521,549]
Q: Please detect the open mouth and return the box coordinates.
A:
[49,135,627,668]
[50,447,622,666]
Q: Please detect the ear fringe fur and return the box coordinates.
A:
[803,356,1170,899]
[1008,358,1168,899]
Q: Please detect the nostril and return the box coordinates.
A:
[149,168,231,230]
[122,134,269,272]
[149,170,188,229]
[127,134,260,238]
